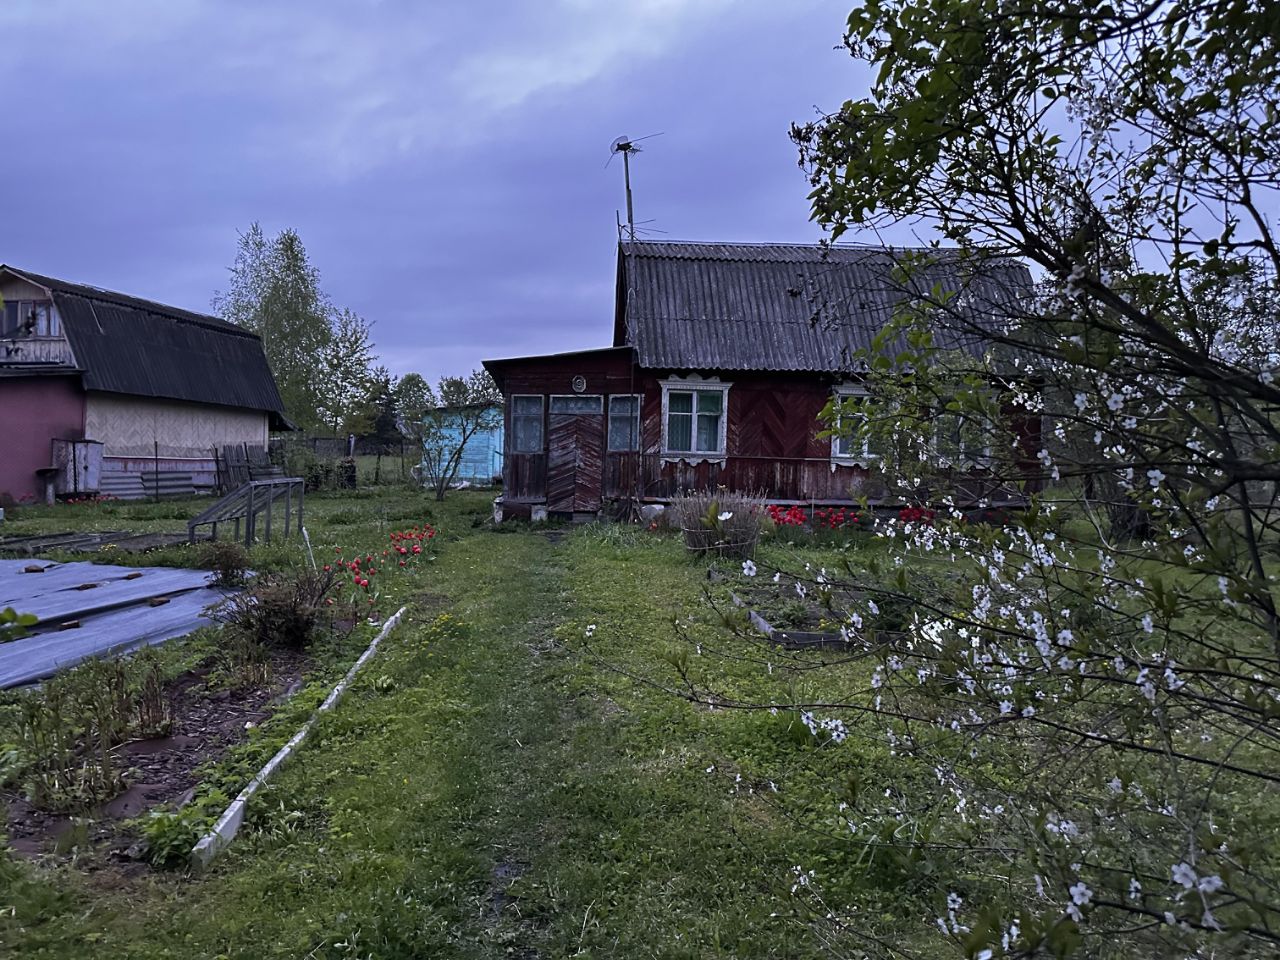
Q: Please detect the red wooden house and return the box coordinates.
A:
[483,241,1033,521]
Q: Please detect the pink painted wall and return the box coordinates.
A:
[0,376,85,503]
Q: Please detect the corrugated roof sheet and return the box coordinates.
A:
[617,241,1033,372]
[1,266,286,415]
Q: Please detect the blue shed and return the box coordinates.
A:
[421,403,503,485]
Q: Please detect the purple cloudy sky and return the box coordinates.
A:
[1,1,920,382]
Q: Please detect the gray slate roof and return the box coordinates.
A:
[1,266,286,419]
[615,241,1032,373]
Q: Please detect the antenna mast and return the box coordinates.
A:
[621,143,636,241]
[609,135,644,241]
[609,133,663,240]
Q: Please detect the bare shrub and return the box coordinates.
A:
[211,568,337,652]
[668,488,766,559]
[199,540,250,587]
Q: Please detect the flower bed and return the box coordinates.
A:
[765,503,872,532]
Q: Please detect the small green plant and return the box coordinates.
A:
[220,629,272,689]
[372,675,396,694]
[132,652,174,737]
[140,808,201,868]
[0,607,38,644]
[199,540,250,587]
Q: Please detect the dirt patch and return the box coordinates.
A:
[3,650,308,869]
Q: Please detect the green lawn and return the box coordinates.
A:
[2,490,937,958]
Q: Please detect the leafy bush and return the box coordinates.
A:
[669,488,766,559]
[140,808,201,868]
[199,539,250,586]
[211,568,338,651]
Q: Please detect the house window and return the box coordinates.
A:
[608,395,641,451]
[934,408,993,467]
[831,386,874,465]
[660,378,730,458]
[511,395,544,453]
[1,299,58,337]
[549,395,603,414]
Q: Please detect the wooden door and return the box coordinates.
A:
[546,396,604,513]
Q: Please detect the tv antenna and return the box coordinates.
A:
[609,133,662,241]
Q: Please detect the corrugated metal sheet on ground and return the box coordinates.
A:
[0,559,227,688]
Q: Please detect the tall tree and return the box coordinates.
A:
[391,373,431,426]
[364,367,401,448]
[213,225,341,432]
[316,307,377,435]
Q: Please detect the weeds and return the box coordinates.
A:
[140,808,202,868]
[133,652,174,737]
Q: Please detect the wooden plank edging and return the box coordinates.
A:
[189,604,408,870]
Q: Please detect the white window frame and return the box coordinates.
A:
[510,394,545,453]
[830,383,875,469]
[659,375,731,463]
[607,394,642,452]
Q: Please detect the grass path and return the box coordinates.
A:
[5,523,842,958]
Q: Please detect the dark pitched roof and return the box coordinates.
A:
[1,266,286,419]
[615,240,1033,372]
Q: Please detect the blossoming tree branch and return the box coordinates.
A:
[635,1,1280,957]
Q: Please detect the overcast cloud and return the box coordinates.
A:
[0,1,905,381]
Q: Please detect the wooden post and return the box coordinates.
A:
[283,483,292,536]
[245,484,255,548]
[297,482,304,533]
[264,485,273,543]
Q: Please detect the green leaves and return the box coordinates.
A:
[0,606,38,644]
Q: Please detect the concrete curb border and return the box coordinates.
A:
[189,604,408,870]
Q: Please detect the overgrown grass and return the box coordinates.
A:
[1,497,955,958]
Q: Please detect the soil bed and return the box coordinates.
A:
[3,648,308,870]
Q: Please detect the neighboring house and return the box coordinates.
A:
[419,403,504,485]
[0,265,288,503]
[483,241,1035,520]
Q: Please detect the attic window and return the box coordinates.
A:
[1,300,58,337]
